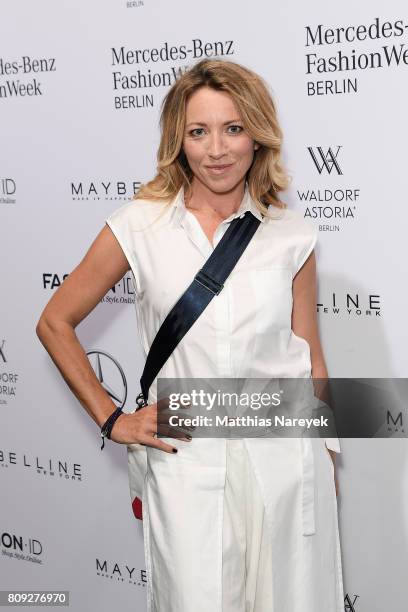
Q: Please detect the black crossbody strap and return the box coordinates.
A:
[138,209,265,403]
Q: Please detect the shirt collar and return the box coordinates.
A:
[169,182,266,228]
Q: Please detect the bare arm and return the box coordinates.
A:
[291,251,338,493]
[35,224,179,453]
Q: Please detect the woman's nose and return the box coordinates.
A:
[207,132,228,157]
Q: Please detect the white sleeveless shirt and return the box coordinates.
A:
[105,183,340,454]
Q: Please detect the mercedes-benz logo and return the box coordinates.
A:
[86,350,127,408]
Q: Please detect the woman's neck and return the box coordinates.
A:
[184,178,246,219]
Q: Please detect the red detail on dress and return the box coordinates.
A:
[132,496,143,520]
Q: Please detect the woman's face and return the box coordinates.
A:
[182,86,259,194]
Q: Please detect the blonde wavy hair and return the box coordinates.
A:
[134,58,291,217]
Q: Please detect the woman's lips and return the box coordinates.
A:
[206,164,233,174]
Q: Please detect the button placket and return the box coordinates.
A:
[212,223,233,376]
[180,207,250,379]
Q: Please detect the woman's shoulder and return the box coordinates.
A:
[266,206,318,274]
[105,194,174,229]
[267,203,317,237]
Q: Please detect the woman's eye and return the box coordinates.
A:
[188,125,243,137]
[190,128,205,137]
[228,125,243,134]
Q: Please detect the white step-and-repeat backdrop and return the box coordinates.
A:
[1,1,407,610]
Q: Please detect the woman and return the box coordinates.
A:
[36,58,344,611]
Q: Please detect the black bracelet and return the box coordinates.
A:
[100,392,148,450]
[100,407,124,450]
[135,391,148,411]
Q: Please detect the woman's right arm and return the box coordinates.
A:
[35,224,179,453]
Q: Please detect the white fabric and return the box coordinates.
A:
[221,439,343,612]
[105,184,344,611]
[141,437,344,612]
[105,183,341,464]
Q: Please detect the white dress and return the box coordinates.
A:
[105,183,344,612]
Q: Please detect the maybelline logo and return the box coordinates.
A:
[0,449,82,481]
[0,56,56,100]
[71,180,141,200]
[297,146,360,230]
[344,593,359,611]
[1,530,43,564]
[0,177,16,204]
[111,38,235,110]
[86,351,128,408]
[42,272,135,303]
[0,340,18,403]
[317,292,381,317]
[96,558,147,587]
[387,410,404,433]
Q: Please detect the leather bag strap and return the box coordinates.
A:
[137,207,266,405]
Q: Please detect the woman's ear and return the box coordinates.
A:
[254,142,260,151]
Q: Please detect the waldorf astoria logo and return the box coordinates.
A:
[297,145,360,232]
[96,557,147,587]
[344,593,360,611]
[0,340,5,363]
[70,179,142,201]
[0,340,19,405]
[307,146,343,175]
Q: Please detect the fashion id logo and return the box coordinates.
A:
[1,529,44,564]
[0,177,16,204]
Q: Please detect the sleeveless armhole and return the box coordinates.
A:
[105,201,141,297]
[293,216,318,278]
